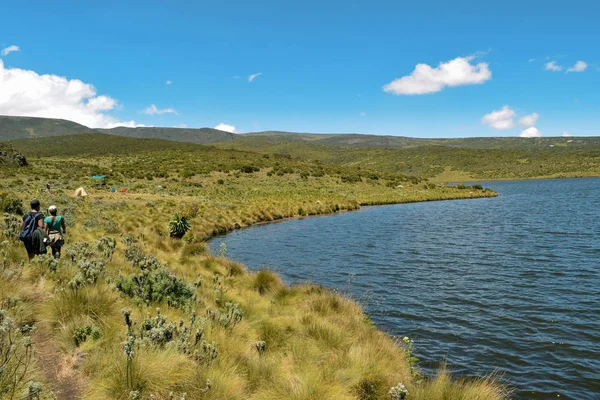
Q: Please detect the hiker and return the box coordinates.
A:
[45,205,66,259]
[20,199,47,259]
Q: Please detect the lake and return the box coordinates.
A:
[209,178,600,399]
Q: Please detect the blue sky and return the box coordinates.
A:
[0,0,598,137]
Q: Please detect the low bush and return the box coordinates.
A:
[0,192,23,215]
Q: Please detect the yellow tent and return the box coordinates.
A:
[74,187,89,197]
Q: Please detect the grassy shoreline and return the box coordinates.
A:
[0,187,507,399]
[0,139,508,399]
[429,170,600,183]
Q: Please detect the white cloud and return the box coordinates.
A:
[1,45,20,56]
[528,58,536,63]
[359,112,366,117]
[0,59,141,128]
[383,56,491,95]
[481,106,516,130]
[105,120,145,129]
[545,61,562,71]
[166,80,172,85]
[141,104,179,115]
[214,123,236,133]
[248,72,262,82]
[561,132,573,137]
[175,123,187,128]
[567,61,587,73]
[520,127,542,137]
[518,112,539,127]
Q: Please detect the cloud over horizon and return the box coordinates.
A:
[482,106,516,130]
[214,123,236,132]
[383,56,491,95]
[142,104,179,115]
[520,127,542,137]
[0,59,140,128]
[1,45,20,56]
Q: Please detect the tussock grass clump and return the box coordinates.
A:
[253,269,284,295]
[410,368,508,400]
[181,242,208,258]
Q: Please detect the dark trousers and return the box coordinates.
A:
[24,228,47,259]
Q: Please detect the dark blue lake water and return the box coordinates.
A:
[210,178,600,399]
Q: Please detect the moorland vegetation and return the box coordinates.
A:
[0,133,506,399]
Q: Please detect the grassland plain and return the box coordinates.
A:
[214,135,600,181]
[0,136,505,399]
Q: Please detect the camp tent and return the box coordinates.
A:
[91,175,107,187]
[74,187,89,197]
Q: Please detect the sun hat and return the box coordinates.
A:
[48,205,58,213]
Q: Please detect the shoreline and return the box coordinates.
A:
[206,188,498,241]
[431,172,600,183]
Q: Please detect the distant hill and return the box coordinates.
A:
[218,134,600,180]
[8,133,201,157]
[98,126,236,145]
[0,116,235,145]
[0,115,98,141]
[243,131,440,147]
[7,129,600,181]
[241,130,600,149]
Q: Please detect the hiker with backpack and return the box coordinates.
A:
[20,199,47,259]
[45,205,66,259]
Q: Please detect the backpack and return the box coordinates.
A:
[19,212,40,242]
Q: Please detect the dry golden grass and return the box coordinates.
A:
[0,160,506,400]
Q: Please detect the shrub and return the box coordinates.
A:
[0,308,36,397]
[97,237,117,259]
[0,193,23,215]
[168,213,190,239]
[240,165,260,173]
[68,258,107,288]
[472,184,483,190]
[73,325,101,346]
[2,213,20,240]
[116,267,195,308]
[341,175,362,183]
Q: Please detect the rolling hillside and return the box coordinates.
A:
[98,126,235,144]
[3,115,599,151]
[2,115,600,181]
[0,116,235,145]
[0,115,97,140]
[242,130,600,149]
[218,135,600,180]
